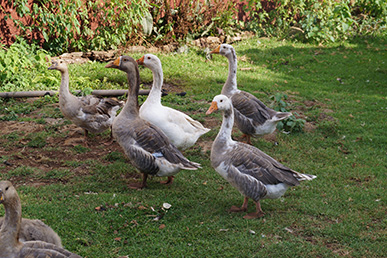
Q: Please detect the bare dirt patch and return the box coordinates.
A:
[0,99,211,187]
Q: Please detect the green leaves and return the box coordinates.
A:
[270,93,306,133]
[8,0,149,55]
[244,0,387,43]
[0,39,53,92]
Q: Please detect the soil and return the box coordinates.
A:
[0,99,216,187]
[0,94,327,188]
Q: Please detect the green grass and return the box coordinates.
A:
[0,36,386,257]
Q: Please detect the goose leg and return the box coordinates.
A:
[229,196,248,212]
[241,134,252,145]
[129,173,148,189]
[104,129,115,145]
[160,176,174,185]
[83,129,90,147]
[243,201,265,219]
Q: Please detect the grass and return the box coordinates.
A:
[0,36,386,257]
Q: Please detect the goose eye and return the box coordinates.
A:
[5,187,9,191]
[220,99,223,103]
[147,56,151,59]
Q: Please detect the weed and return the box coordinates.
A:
[72,145,90,154]
[104,151,126,162]
[270,93,306,133]
[5,166,37,179]
[26,133,47,148]
[42,169,71,180]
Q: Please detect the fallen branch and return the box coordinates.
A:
[0,89,153,98]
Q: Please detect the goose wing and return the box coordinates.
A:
[231,91,272,125]
[81,97,122,117]
[20,241,82,257]
[229,142,300,186]
[134,121,200,168]
[115,118,199,174]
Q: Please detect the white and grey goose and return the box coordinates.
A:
[136,54,210,150]
[105,56,201,189]
[206,95,316,219]
[48,60,123,144]
[210,44,292,145]
[0,181,82,258]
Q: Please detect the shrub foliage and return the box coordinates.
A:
[1,0,386,54]
[243,0,387,42]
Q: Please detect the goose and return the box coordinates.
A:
[0,217,62,247]
[48,60,123,145]
[206,95,316,219]
[0,180,82,258]
[136,54,210,150]
[210,44,292,144]
[105,56,201,189]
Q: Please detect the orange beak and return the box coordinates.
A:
[206,101,218,115]
[136,56,145,65]
[105,57,121,68]
[209,45,221,54]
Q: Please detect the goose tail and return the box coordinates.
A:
[273,112,292,121]
[295,172,317,181]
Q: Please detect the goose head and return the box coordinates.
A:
[105,55,137,73]
[210,44,235,58]
[136,54,162,71]
[0,181,17,206]
[206,94,232,115]
[48,59,68,73]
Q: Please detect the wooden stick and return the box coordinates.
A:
[0,89,153,98]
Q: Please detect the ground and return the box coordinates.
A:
[0,91,328,189]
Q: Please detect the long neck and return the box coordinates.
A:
[0,195,22,251]
[221,50,238,96]
[147,65,163,105]
[121,68,140,118]
[215,108,234,144]
[59,69,72,99]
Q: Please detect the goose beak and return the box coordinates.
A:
[0,191,4,203]
[206,101,218,115]
[105,57,121,68]
[209,45,220,54]
[136,56,145,65]
[47,60,57,70]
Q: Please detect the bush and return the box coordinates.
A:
[4,0,238,54]
[7,0,149,55]
[0,38,56,92]
[148,0,238,44]
[243,0,387,43]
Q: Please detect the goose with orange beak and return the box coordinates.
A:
[105,56,201,189]
[210,44,291,144]
[206,94,316,219]
[136,54,210,150]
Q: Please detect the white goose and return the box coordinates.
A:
[48,60,123,144]
[136,54,210,150]
[206,95,316,219]
[0,180,82,257]
[105,56,201,189]
[210,44,291,144]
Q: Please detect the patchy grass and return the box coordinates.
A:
[0,36,386,257]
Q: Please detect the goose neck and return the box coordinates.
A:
[221,52,238,96]
[215,108,234,144]
[0,196,22,249]
[58,69,71,98]
[147,67,163,104]
[121,68,140,117]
